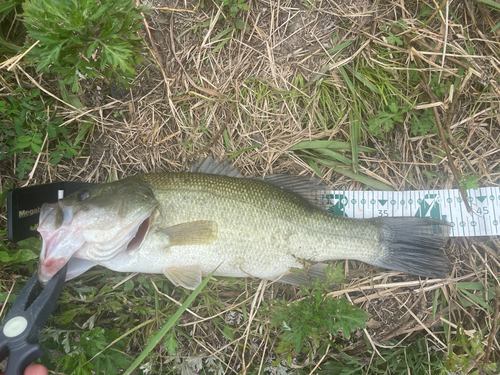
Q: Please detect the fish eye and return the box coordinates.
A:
[77,190,90,201]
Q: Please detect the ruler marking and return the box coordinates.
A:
[489,186,495,235]
[471,189,476,236]
[373,190,376,218]
[495,187,499,235]
[491,187,498,235]
[400,191,404,217]
[352,191,355,218]
[391,191,393,217]
[321,187,500,237]
[479,188,487,236]
[447,190,455,236]
[459,193,465,236]
[470,214,474,237]
[409,191,412,217]
[362,191,365,219]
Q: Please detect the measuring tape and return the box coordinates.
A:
[321,187,500,237]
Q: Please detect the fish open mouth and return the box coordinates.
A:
[38,201,154,285]
[126,216,149,252]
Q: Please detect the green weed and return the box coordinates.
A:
[460,174,481,190]
[42,327,131,375]
[446,328,497,374]
[214,0,249,29]
[367,100,410,135]
[22,0,145,92]
[0,87,90,179]
[288,140,392,190]
[0,236,39,271]
[411,108,436,136]
[34,269,216,374]
[320,336,449,374]
[266,265,369,366]
[475,0,500,17]
[0,182,39,277]
[0,0,23,55]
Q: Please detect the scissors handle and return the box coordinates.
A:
[0,344,43,375]
[0,264,67,375]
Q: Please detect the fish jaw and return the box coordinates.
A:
[38,202,87,285]
[38,257,68,283]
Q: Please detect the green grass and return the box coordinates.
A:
[1,0,500,373]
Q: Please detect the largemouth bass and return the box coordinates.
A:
[37,158,450,289]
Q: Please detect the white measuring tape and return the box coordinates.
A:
[321,187,500,237]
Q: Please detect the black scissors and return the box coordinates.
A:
[0,264,67,375]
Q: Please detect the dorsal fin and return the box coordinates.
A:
[189,156,243,177]
[259,174,327,210]
[189,157,328,210]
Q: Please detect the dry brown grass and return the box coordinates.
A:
[1,0,500,373]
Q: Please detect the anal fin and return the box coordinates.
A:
[164,265,203,290]
[277,263,328,286]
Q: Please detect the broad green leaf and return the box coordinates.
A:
[318,148,351,165]
[163,331,178,356]
[334,167,394,191]
[326,39,355,55]
[0,248,37,263]
[31,143,42,153]
[15,142,31,149]
[457,282,487,291]
[474,0,500,11]
[212,26,235,42]
[47,123,57,138]
[329,298,369,339]
[222,325,235,341]
[17,136,32,142]
[289,140,375,153]
[228,144,261,160]
[459,289,493,312]
[0,293,17,303]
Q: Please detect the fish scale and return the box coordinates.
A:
[138,172,375,277]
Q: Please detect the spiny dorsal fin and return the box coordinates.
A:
[189,156,243,177]
[259,174,327,210]
[160,220,218,246]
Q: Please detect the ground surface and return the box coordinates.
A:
[1,0,500,374]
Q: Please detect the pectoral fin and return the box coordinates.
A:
[161,220,218,247]
[164,265,202,290]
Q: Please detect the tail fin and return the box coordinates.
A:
[367,217,451,278]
